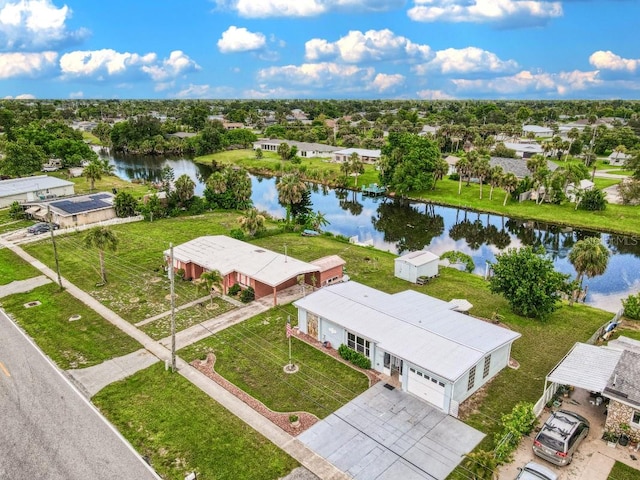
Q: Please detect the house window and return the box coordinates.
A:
[483,355,491,378]
[347,332,370,357]
[632,411,640,426]
[468,366,476,391]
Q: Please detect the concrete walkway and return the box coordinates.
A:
[0,275,52,298]
[1,239,348,480]
[594,169,628,180]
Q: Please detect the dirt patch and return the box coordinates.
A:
[457,379,492,421]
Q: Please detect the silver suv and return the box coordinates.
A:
[533,410,590,466]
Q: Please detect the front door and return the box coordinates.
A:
[308,313,318,338]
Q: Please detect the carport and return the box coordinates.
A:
[540,343,622,413]
[298,382,484,480]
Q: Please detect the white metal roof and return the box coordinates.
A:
[395,250,439,266]
[547,342,622,393]
[310,255,346,272]
[294,281,520,382]
[167,235,320,288]
[333,148,381,157]
[0,175,74,197]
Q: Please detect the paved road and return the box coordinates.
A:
[0,310,160,480]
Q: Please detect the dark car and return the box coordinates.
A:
[533,410,590,466]
[27,222,59,235]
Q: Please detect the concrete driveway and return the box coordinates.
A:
[298,382,484,480]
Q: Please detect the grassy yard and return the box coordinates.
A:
[0,283,140,369]
[0,248,41,285]
[180,304,370,419]
[21,212,248,323]
[0,208,33,234]
[93,363,299,480]
[608,461,640,480]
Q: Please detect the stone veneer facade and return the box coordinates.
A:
[604,400,640,442]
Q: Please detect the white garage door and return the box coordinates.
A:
[408,367,446,410]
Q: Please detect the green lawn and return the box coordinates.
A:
[0,208,33,234]
[180,303,370,419]
[0,248,41,285]
[608,461,640,480]
[593,178,621,189]
[0,283,140,369]
[93,363,299,480]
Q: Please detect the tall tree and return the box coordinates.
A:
[277,173,307,224]
[455,157,471,195]
[349,152,364,186]
[84,227,118,284]
[238,208,266,236]
[83,160,103,191]
[174,174,195,206]
[501,172,518,206]
[199,270,223,306]
[487,165,504,201]
[474,157,491,200]
[568,237,610,290]
[1,139,46,176]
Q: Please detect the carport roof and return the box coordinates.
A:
[547,342,622,393]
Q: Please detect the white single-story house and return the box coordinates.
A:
[165,235,342,305]
[444,155,460,175]
[566,179,595,203]
[608,151,632,166]
[332,148,381,164]
[502,141,544,159]
[394,250,439,283]
[25,192,117,227]
[252,139,342,158]
[294,281,521,415]
[523,125,554,138]
[0,175,75,208]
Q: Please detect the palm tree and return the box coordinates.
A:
[569,237,610,289]
[205,171,227,194]
[277,142,291,162]
[432,157,449,190]
[501,172,518,206]
[174,174,195,206]
[474,157,491,200]
[487,165,504,201]
[199,270,223,306]
[238,208,265,236]
[84,226,118,284]
[455,157,471,195]
[349,152,364,186]
[310,210,329,231]
[277,173,307,224]
[83,160,103,191]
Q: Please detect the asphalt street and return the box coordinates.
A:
[0,309,160,480]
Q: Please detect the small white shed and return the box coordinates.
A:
[394,251,439,283]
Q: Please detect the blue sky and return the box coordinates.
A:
[1,0,640,100]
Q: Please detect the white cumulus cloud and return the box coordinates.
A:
[4,93,36,99]
[218,26,266,53]
[417,89,455,99]
[451,69,601,96]
[175,84,236,98]
[215,0,403,18]
[415,46,518,74]
[372,73,404,92]
[0,0,88,51]
[408,0,562,27]
[305,29,431,63]
[589,50,639,72]
[257,62,375,87]
[0,51,56,78]
[141,50,200,81]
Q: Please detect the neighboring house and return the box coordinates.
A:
[394,250,439,283]
[0,175,75,208]
[331,148,381,164]
[165,235,331,305]
[310,255,346,287]
[523,125,554,138]
[166,132,197,139]
[223,122,244,130]
[25,192,117,227]
[566,179,595,203]
[543,336,640,441]
[419,125,439,136]
[444,155,460,175]
[502,141,544,159]
[489,157,558,179]
[608,151,632,166]
[294,281,521,415]
[252,139,342,158]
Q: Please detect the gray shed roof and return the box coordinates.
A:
[0,175,74,197]
[166,235,319,288]
[490,157,558,178]
[294,281,520,382]
[603,350,640,407]
[547,342,622,393]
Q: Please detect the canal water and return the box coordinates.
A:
[103,151,640,313]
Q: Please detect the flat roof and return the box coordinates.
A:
[0,175,74,197]
[254,139,341,152]
[294,281,520,382]
[167,235,320,288]
[395,250,439,266]
[48,192,114,216]
[333,148,381,157]
[547,343,622,393]
[310,255,346,272]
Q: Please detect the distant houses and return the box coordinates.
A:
[252,139,341,158]
[0,175,75,208]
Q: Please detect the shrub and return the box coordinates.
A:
[9,201,24,220]
[240,286,255,303]
[448,173,460,181]
[623,292,640,320]
[289,414,298,423]
[228,284,241,296]
[578,188,607,211]
[229,228,245,240]
[176,268,186,280]
[337,344,371,369]
[440,250,475,273]
[494,402,536,462]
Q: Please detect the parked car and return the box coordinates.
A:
[515,461,558,480]
[533,409,590,466]
[27,222,59,235]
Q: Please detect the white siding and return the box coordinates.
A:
[452,343,512,403]
[297,309,308,334]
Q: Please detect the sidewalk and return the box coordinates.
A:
[0,275,51,298]
[2,239,348,480]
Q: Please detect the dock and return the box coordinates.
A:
[361,183,387,196]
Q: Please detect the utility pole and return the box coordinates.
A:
[170,243,176,372]
[47,205,63,291]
